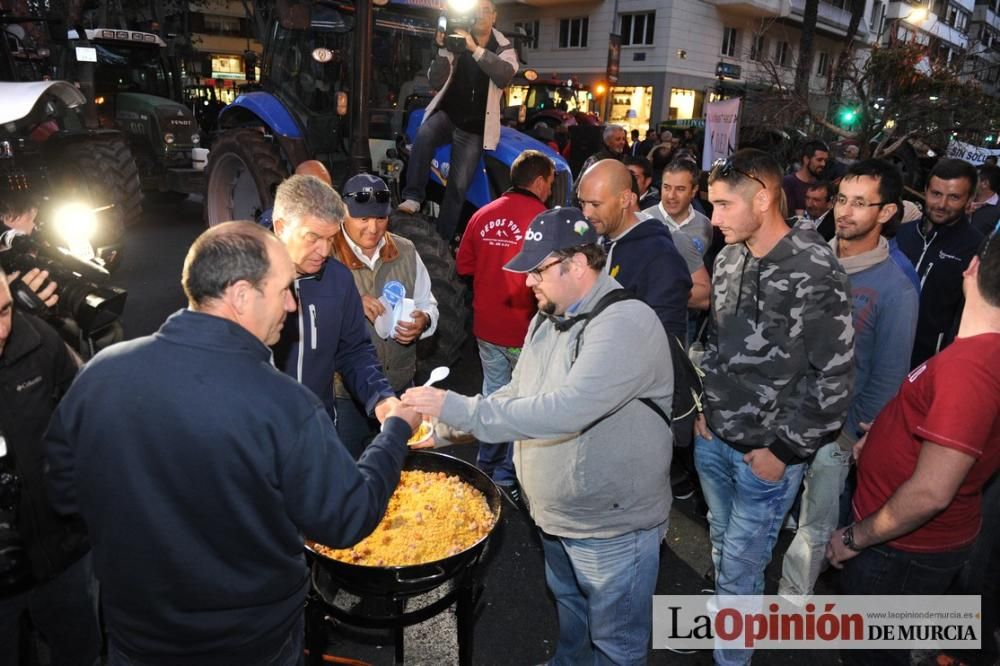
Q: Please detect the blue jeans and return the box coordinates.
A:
[0,552,100,666]
[402,109,484,242]
[778,440,852,596]
[475,340,519,486]
[108,613,304,666]
[693,433,806,666]
[840,544,971,666]
[540,523,666,666]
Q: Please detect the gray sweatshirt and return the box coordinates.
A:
[440,273,674,538]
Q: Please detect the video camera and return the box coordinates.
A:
[0,224,127,334]
[438,14,475,54]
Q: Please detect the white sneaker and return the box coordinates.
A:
[397,199,420,214]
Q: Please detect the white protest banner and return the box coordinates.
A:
[702,98,742,171]
[946,140,1000,165]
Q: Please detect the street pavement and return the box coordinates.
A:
[113,197,949,666]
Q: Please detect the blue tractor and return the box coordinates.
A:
[203,0,571,369]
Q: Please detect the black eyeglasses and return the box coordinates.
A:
[834,194,885,210]
[528,257,565,279]
[344,190,390,204]
[711,157,767,190]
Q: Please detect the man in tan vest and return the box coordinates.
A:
[332,174,439,455]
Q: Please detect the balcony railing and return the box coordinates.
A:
[705,0,791,18]
[788,0,870,37]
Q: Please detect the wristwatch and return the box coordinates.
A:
[842,523,863,552]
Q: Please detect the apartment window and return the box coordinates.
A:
[775,40,791,67]
[817,51,829,77]
[558,17,589,49]
[749,34,767,61]
[514,20,539,49]
[870,1,884,31]
[620,12,655,46]
[721,27,738,57]
[204,14,242,36]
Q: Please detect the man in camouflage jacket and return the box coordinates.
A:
[695,149,854,666]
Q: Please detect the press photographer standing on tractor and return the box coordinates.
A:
[397,0,518,243]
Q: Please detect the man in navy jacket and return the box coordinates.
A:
[577,158,694,340]
[45,222,420,663]
[271,174,399,425]
[894,159,984,367]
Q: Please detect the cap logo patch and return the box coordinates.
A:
[525,229,544,242]
[573,221,589,236]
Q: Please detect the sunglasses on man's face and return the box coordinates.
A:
[345,190,390,204]
[710,157,767,190]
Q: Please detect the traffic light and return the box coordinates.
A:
[838,106,858,126]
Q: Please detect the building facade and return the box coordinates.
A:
[497,0,986,133]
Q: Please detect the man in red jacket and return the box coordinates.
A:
[456,149,554,502]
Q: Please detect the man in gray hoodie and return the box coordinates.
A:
[696,149,854,666]
[403,207,673,666]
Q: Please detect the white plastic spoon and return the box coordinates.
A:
[422,366,450,387]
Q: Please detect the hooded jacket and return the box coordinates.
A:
[602,217,692,340]
[272,259,394,420]
[703,226,854,463]
[424,27,518,150]
[440,272,673,538]
[894,216,984,367]
[0,311,87,588]
[45,309,411,663]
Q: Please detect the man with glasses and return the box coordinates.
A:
[779,159,918,598]
[894,158,985,367]
[329,174,438,457]
[827,220,1000,666]
[271,175,400,439]
[402,207,674,665]
[696,149,854,666]
[397,0,518,243]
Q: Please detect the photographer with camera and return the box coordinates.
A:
[396,0,518,243]
[0,270,100,666]
[2,204,126,359]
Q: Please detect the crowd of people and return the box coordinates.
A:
[3,130,1000,665]
[1,0,998,662]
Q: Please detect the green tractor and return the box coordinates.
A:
[62,27,203,210]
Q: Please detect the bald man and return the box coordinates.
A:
[294,160,332,186]
[576,159,696,341]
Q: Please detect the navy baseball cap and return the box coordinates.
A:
[342,173,391,218]
[504,207,598,273]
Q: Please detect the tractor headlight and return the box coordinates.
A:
[52,202,97,261]
[164,133,176,144]
[191,133,201,145]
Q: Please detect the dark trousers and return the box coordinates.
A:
[839,543,971,666]
[0,552,101,666]
[108,613,304,666]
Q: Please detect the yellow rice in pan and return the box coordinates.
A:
[310,470,495,567]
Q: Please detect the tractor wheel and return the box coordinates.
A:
[54,137,143,228]
[50,138,141,269]
[388,211,469,376]
[204,129,288,227]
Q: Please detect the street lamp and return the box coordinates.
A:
[877,4,929,44]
